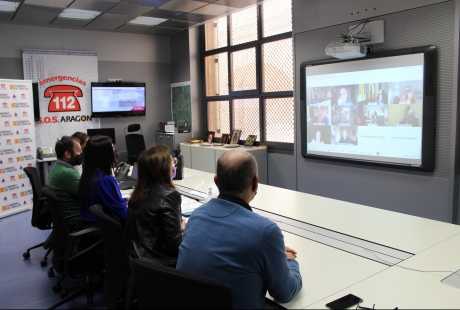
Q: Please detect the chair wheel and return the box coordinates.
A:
[52,284,61,293]
[40,259,47,267]
[60,290,68,299]
[48,268,54,278]
[23,252,30,259]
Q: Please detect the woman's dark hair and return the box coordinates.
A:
[129,144,175,210]
[71,132,89,147]
[77,135,116,207]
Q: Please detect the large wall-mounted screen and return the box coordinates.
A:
[300,46,436,171]
[91,82,146,117]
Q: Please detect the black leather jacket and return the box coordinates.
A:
[123,183,182,263]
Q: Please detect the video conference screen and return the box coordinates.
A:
[304,53,425,166]
[92,86,146,113]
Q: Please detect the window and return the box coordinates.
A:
[204,0,293,150]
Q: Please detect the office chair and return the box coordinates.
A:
[22,167,53,267]
[90,204,136,309]
[42,186,105,309]
[124,124,146,165]
[132,258,233,309]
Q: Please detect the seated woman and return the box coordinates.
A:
[77,135,128,235]
[123,144,184,264]
[71,131,89,175]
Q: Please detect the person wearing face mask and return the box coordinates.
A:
[123,144,185,264]
[46,136,83,228]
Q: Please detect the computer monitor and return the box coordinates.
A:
[87,128,116,145]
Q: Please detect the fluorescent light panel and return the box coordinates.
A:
[59,8,101,20]
[128,16,167,26]
[0,1,19,12]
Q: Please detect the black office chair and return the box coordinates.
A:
[23,167,53,267]
[42,186,104,309]
[132,258,233,309]
[90,204,135,309]
[124,124,146,165]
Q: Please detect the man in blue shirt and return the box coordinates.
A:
[177,150,302,309]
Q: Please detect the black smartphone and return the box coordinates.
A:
[325,294,363,309]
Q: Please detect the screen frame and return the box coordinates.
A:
[91,82,146,118]
[300,45,437,172]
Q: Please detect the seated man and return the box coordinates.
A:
[46,136,83,228]
[177,150,302,309]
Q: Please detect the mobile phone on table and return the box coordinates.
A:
[326,294,362,309]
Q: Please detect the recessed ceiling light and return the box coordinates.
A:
[0,1,19,13]
[58,8,101,20]
[128,16,167,26]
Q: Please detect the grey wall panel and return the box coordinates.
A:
[0,58,23,79]
[297,159,451,222]
[171,30,190,63]
[171,58,191,83]
[294,1,456,222]
[98,61,172,152]
[189,27,203,140]
[268,153,297,190]
[0,24,170,63]
[294,0,448,33]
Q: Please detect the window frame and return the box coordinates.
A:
[202,3,294,152]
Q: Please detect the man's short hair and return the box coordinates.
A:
[55,136,79,159]
[216,151,258,195]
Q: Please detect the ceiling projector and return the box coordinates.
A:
[325,42,367,59]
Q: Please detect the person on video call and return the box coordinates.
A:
[375,89,386,105]
[334,110,349,125]
[399,86,417,104]
[339,129,351,144]
[312,106,330,125]
[399,108,420,127]
[334,87,354,106]
[311,131,324,144]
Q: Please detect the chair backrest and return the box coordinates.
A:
[132,258,233,309]
[42,186,68,274]
[90,204,132,309]
[23,167,51,228]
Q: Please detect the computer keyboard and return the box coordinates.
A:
[119,179,137,190]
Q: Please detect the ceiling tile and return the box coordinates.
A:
[69,0,119,12]
[158,0,208,13]
[16,4,63,16]
[173,12,214,23]
[108,3,153,15]
[121,0,169,7]
[159,19,195,29]
[144,26,179,36]
[24,0,73,8]
[213,0,261,9]
[0,12,13,22]
[85,12,134,30]
[191,3,233,15]
[143,9,183,19]
[50,17,89,28]
[12,13,55,25]
[116,23,152,33]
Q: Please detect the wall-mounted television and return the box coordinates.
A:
[300,45,437,171]
[91,82,146,117]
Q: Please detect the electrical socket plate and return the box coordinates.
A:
[348,20,384,45]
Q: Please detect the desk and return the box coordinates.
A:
[174,168,460,309]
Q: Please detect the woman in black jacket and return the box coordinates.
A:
[123,144,185,263]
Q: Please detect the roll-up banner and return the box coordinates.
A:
[0,79,36,218]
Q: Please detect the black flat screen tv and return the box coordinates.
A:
[300,45,436,171]
[91,82,146,117]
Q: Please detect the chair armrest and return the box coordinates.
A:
[69,226,101,237]
[64,213,80,220]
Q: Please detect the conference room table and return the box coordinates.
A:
[124,168,460,309]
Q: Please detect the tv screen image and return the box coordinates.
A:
[91,82,146,117]
[300,46,436,171]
